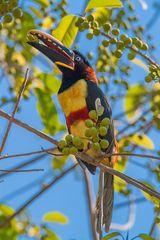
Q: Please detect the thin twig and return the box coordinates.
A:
[0,69,29,155]
[0,110,58,146]
[0,148,56,161]
[0,168,44,173]
[105,152,160,161]
[83,169,98,240]
[0,164,78,229]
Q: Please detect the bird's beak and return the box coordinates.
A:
[27,29,75,71]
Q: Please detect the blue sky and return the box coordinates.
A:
[0,0,160,239]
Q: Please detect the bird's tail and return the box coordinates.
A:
[96,170,114,233]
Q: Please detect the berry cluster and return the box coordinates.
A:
[145,64,160,83]
[58,110,110,156]
[0,0,23,30]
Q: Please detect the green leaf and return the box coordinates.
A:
[140,181,159,205]
[43,227,60,240]
[92,8,111,25]
[52,15,78,48]
[30,6,43,19]
[124,84,147,119]
[131,58,149,71]
[85,0,123,12]
[39,73,61,94]
[34,0,50,7]
[102,232,124,240]
[43,211,68,224]
[138,234,154,240]
[128,133,154,149]
[35,88,63,135]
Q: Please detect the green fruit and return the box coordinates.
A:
[117,41,124,49]
[62,147,70,155]
[85,128,92,137]
[58,140,66,149]
[86,32,93,40]
[103,23,111,32]
[93,28,100,36]
[123,37,132,45]
[92,142,100,151]
[69,146,78,155]
[89,110,98,120]
[120,34,128,41]
[102,40,110,47]
[145,75,152,82]
[3,13,13,23]
[83,21,89,29]
[13,7,23,18]
[100,139,109,150]
[109,38,117,44]
[111,28,120,36]
[65,134,73,144]
[114,50,122,58]
[92,135,99,143]
[73,136,82,148]
[91,21,99,28]
[134,39,143,49]
[77,142,84,151]
[85,119,94,128]
[101,118,110,127]
[141,43,149,51]
[90,127,98,137]
[99,126,108,136]
[128,52,135,60]
[87,14,94,22]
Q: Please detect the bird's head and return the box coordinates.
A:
[27,30,97,84]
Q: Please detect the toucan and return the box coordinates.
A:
[27,30,117,233]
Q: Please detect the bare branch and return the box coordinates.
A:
[83,169,98,240]
[105,152,160,161]
[0,110,58,146]
[0,168,44,173]
[0,164,78,229]
[0,69,29,155]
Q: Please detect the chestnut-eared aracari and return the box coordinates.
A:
[27,30,118,233]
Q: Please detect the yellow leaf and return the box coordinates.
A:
[43,211,68,224]
[93,8,111,24]
[42,16,53,29]
[12,52,26,66]
[131,58,148,71]
[52,15,78,48]
[128,133,154,149]
[30,6,43,19]
[85,0,123,12]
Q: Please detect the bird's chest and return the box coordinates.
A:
[58,79,88,138]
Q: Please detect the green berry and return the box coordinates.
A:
[86,32,93,40]
[75,17,84,26]
[58,140,66,150]
[91,21,99,28]
[128,52,135,60]
[100,139,109,150]
[102,40,110,47]
[87,14,94,22]
[73,136,82,148]
[111,28,120,36]
[62,147,70,155]
[92,142,100,151]
[145,75,152,82]
[101,118,110,127]
[92,135,99,143]
[89,110,98,120]
[77,142,84,151]
[85,119,94,128]
[124,37,132,45]
[3,13,13,23]
[134,39,143,49]
[103,23,111,32]
[99,126,108,136]
[110,38,117,44]
[13,7,23,18]
[69,146,78,155]
[85,128,92,137]
[90,127,98,137]
[141,43,149,51]
[83,21,89,29]
[114,50,123,58]
[93,28,100,36]
[65,134,73,144]
[117,41,124,49]
[120,34,128,41]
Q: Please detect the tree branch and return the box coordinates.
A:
[0,164,78,229]
[0,69,29,155]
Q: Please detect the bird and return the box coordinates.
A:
[27,29,118,233]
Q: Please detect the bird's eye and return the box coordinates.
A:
[75,56,81,61]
